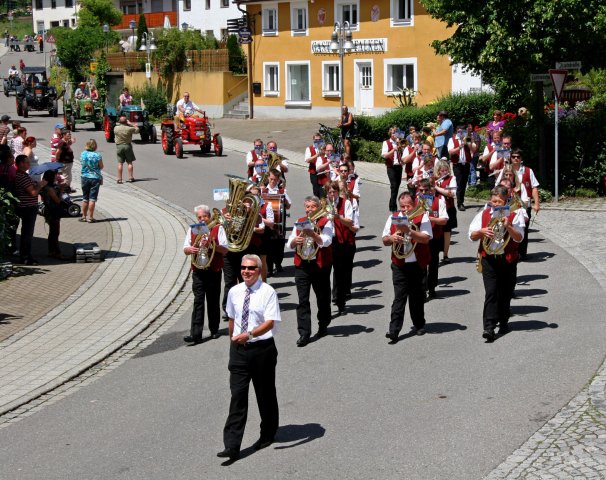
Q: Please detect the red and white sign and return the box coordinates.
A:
[549,69,568,101]
[46,34,55,43]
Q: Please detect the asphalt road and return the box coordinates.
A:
[1,52,605,480]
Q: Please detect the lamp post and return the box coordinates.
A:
[139,31,157,81]
[329,21,354,111]
[102,23,109,54]
[129,19,136,50]
[181,22,188,32]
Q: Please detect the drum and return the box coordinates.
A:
[262,194,286,239]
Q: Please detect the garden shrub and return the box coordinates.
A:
[128,84,169,118]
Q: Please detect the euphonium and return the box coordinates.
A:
[191,219,218,270]
[259,152,286,188]
[296,199,335,261]
[213,178,261,253]
[392,198,429,260]
[482,216,511,256]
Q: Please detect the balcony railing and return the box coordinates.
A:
[113,11,177,30]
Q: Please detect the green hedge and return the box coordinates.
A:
[128,84,169,118]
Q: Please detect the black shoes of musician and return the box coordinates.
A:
[519,253,527,262]
[385,332,399,344]
[210,332,221,340]
[498,324,511,336]
[458,204,466,212]
[345,292,352,300]
[427,290,437,300]
[441,256,451,264]
[316,326,328,338]
[267,270,274,278]
[217,448,240,460]
[296,336,310,347]
[252,437,274,451]
[482,329,496,342]
[276,265,283,273]
[415,327,426,336]
[222,314,229,322]
[337,305,346,316]
[183,335,202,344]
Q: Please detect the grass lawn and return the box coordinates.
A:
[0,17,34,41]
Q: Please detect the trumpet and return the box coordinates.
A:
[296,199,335,261]
[392,199,428,260]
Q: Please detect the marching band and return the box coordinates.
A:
[183,119,540,347]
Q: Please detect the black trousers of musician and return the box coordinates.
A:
[332,241,356,308]
[427,235,443,294]
[222,251,244,315]
[310,173,323,198]
[486,173,496,191]
[389,262,425,335]
[453,162,470,207]
[267,235,286,272]
[519,207,532,258]
[295,262,332,338]
[386,165,402,212]
[191,268,222,338]
[481,255,517,331]
[223,339,279,452]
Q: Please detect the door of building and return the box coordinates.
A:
[356,62,373,112]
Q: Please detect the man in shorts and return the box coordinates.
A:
[114,115,139,183]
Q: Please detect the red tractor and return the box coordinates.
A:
[160,114,223,158]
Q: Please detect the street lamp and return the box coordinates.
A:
[139,31,157,81]
[181,22,188,31]
[129,19,136,49]
[329,21,354,111]
[102,23,110,54]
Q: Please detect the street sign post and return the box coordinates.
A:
[529,73,550,83]
[238,26,252,44]
[555,61,581,70]
[549,69,568,203]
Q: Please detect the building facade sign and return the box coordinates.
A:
[311,38,388,55]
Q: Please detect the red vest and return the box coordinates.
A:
[248,150,259,178]
[333,198,356,246]
[308,145,317,174]
[485,144,495,174]
[316,155,330,185]
[521,167,533,200]
[385,139,401,168]
[389,214,430,269]
[403,145,414,176]
[293,215,333,268]
[450,137,472,165]
[190,225,224,272]
[478,208,519,263]
[436,175,455,209]
[347,175,358,194]
[427,196,444,238]
[249,208,267,247]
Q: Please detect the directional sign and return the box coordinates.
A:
[549,69,568,102]
[556,61,581,70]
[529,74,550,82]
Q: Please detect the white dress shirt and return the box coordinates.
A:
[176,98,200,113]
[447,137,472,164]
[183,225,228,250]
[382,212,432,263]
[468,207,526,243]
[226,279,281,342]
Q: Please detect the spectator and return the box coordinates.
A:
[38,34,43,53]
[486,110,505,142]
[50,123,64,162]
[0,115,11,145]
[39,170,67,260]
[22,136,40,183]
[80,139,104,223]
[55,129,76,192]
[434,111,454,159]
[119,88,133,107]
[15,154,47,265]
[90,86,99,101]
[114,115,139,183]
[11,126,26,157]
[19,59,25,71]
[0,146,17,255]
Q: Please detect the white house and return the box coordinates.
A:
[32,0,79,33]
[178,0,240,40]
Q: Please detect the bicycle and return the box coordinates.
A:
[318,123,344,155]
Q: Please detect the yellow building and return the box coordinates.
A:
[237,0,478,118]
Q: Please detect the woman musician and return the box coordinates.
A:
[433,160,457,264]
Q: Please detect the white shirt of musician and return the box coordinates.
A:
[339,198,359,229]
[438,175,457,192]
[265,185,292,206]
[287,219,334,257]
[483,145,506,172]
[227,279,281,342]
[381,139,402,165]
[183,225,228,250]
[382,212,432,263]
[468,207,526,242]
[347,175,361,199]
[434,196,449,220]
[315,155,330,178]
[447,137,472,164]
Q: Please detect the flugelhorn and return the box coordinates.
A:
[482,208,511,256]
[296,199,335,261]
[392,198,428,260]
[191,219,218,269]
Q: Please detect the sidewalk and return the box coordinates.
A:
[0,146,193,416]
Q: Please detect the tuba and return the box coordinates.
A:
[191,215,220,269]
[258,152,286,188]
[296,199,335,261]
[482,212,511,256]
[392,198,429,260]
[213,178,261,253]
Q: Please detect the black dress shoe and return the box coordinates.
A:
[385,332,398,344]
[482,329,496,342]
[498,324,510,336]
[183,335,202,344]
[210,332,221,340]
[222,314,229,322]
[296,336,310,347]
[252,438,274,450]
[415,327,426,336]
[427,290,437,300]
[337,307,346,316]
[316,327,328,338]
[217,448,239,460]
[458,204,466,211]
[276,265,283,272]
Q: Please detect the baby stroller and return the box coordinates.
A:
[38,190,82,218]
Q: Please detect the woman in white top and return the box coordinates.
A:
[23,136,40,183]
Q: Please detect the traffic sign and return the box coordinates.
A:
[549,69,568,101]
[556,61,581,70]
[529,74,550,82]
[46,34,55,43]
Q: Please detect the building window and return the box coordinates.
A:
[50,21,60,28]
[184,0,191,11]
[384,58,417,94]
[206,30,214,38]
[335,1,359,29]
[262,5,278,36]
[392,0,413,26]
[36,21,45,34]
[35,0,43,9]
[322,62,340,97]
[63,19,69,26]
[285,62,310,104]
[264,62,279,96]
[220,28,228,41]
[290,2,307,36]
[71,18,76,26]
[51,0,57,8]
[65,0,73,7]
[205,0,210,9]
[221,0,228,7]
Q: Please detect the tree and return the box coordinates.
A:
[226,34,245,74]
[420,0,606,106]
[78,0,122,28]
[154,29,217,77]
[55,26,109,81]
[136,14,148,51]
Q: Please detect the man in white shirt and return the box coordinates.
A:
[218,254,281,462]
[8,65,18,77]
[447,124,478,211]
[176,92,204,117]
[381,126,404,212]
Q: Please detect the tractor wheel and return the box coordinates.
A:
[140,130,149,142]
[104,115,115,142]
[161,127,174,155]
[214,135,223,156]
[175,137,184,159]
[69,115,76,132]
[22,99,28,118]
[16,98,22,116]
[150,125,158,144]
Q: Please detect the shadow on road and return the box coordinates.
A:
[508,320,558,331]
[438,275,467,286]
[511,305,549,316]
[329,324,374,337]
[426,322,467,334]
[513,288,548,298]
[355,245,382,253]
[353,258,382,269]
[525,252,556,263]
[355,234,377,241]
[134,329,190,358]
[517,273,549,284]
[351,280,381,290]
[435,289,470,298]
[347,303,384,315]
[274,423,326,449]
[0,312,23,325]
[351,288,382,300]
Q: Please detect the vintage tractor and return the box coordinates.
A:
[15,67,58,118]
[103,104,157,143]
[160,109,222,158]
[62,83,104,132]
[3,73,21,97]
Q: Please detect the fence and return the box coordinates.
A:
[106,49,231,73]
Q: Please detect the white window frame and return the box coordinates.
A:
[334,0,360,31]
[263,62,280,97]
[285,60,311,106]
[391,0,414,27]
[290,2,308,36]
[322,61,341,97]
[384,58,417,95]
[262,3,279,36]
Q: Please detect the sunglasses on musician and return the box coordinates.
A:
[240,266,258,271]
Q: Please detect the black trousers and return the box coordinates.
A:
[223,338,279,451]
[453,162,470,207]
[386,165,403,212]
[481,256,517,330]
[427,235,443,293]
[310,173,323,198]
[222,251,243,315]
[16,205,38,262]
[519,206,532,257]
[389,262,425,335]
[191,267,222,338]
[332,241,356,308]
[267,236,286,272]
[295,261,332,338]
